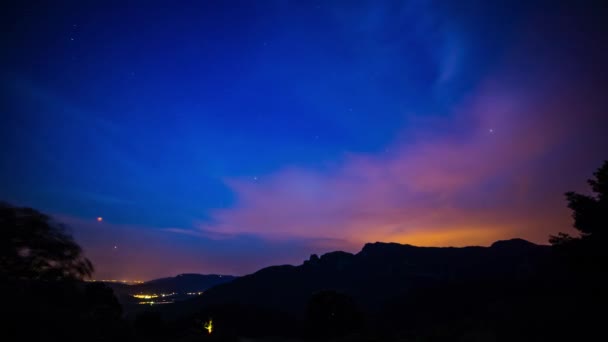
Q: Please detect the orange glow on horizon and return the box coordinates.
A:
[366,226,513,248]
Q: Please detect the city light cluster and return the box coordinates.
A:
[138,300,174,305]
[132,292,176,299]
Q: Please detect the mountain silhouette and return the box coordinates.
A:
[166,239,550,324]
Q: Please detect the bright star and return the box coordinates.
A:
[97,217,103,222]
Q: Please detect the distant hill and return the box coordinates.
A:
[165,239,551,329]
[133,273,236,293]
[103,273,236,315]
[106,273,236,296]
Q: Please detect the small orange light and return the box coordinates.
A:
[97,217,103,222]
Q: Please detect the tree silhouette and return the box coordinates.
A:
[0,202,93,281]
[550,160,608,245]
[545,161,608,342]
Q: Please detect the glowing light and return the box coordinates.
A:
[97,217,103,222]
[187,291,204,295]
[137,300,173,305]
[203,319,213,334]
[133,294,159,299]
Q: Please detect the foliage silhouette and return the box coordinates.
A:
[549,160,608,282]
[0,202,93,281]
[1,203,130,341]
[551,160,608,245]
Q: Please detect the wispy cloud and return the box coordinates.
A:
[199,61,602,248]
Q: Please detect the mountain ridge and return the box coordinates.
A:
[164,238,550,320]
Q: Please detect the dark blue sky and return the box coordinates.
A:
[2,1,607,279]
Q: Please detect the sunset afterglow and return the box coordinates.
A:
[2,1,606,280]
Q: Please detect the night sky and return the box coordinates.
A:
[1,1,607,280]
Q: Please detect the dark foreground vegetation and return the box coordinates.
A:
[2,161,607,341]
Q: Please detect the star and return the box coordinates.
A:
[489,128,494,133]
[97,217,103,222]
[253,176,258,181]
[113,245,117,249]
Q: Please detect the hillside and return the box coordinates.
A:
[165,239,551,328]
